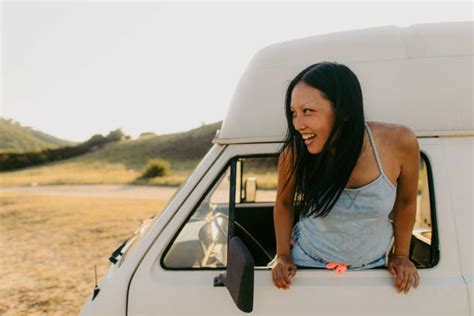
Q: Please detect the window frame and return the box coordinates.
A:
[419,150,440,268]
[160,150,439,271]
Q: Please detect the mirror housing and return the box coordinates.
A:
[215,237,254,313]
[244,177,257,202]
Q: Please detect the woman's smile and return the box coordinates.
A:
[302,133,316,146]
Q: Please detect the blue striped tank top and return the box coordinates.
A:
[294,122,397,268]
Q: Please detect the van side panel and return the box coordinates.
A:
[441,137,473,313]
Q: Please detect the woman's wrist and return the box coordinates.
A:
[392,253,409,258]
[276,253,293,263]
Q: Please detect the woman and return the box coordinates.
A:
[272,62,420,295]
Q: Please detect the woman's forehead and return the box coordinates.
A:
[291,89,325,109]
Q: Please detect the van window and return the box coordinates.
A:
[162,152,438,269]
[233,154,438,268]
[162,166,230,269]
[409,152,439,268]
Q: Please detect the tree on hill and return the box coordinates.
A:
[0,128,130,171]
[106,129,127,141]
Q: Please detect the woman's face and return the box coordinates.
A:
[290,81,336,154]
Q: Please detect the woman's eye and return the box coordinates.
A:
[303,109,312,114]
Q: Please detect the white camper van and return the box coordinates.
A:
[80,21,473,315]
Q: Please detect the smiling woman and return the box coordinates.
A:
[272,62,421,294]
[282,62,367,219]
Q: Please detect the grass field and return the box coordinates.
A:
[0,160,278,189]
[0,190,172,315]
[0,160,192,187]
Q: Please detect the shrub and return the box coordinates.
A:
[106,129,126,142]
[141,159,170,178]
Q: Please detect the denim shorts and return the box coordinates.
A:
[291,239,387,270]
[290,222,390,271]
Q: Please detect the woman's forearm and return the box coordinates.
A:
[274,199,294,256]
[392,201,417,256]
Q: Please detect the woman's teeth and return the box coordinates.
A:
[303,134,316,146]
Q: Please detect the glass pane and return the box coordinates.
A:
[163,167,230,268]
[413,157,432,243]
[407,154,435,268]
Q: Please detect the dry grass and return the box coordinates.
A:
[0,161,278,189]
[0,191,171,315]
[0,161,138,186]
[0,161,191,187]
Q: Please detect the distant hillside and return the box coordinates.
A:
[0,121,276,187]
[75,121,223,170]
[0,118,77,153]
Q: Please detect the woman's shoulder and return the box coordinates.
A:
[367,121,418,154]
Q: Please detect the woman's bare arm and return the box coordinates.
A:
[392,126,420,256]
[388,126,420,294]
[274,147,296,257]
[272,147,298,289]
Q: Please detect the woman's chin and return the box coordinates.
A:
[306,145,322,154]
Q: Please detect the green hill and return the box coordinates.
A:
[72,121,223,171]
[0,121,223,186]
[0,118,77,153]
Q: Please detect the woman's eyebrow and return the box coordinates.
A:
[291,100,316,110]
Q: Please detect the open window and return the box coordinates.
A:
[162,152,438,270]
[409,151,439,268]
[162,165,231,269]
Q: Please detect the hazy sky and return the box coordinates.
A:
[2,1,472,141]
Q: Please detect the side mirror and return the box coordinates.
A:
[214,237,254,313]
[244,177,257,202]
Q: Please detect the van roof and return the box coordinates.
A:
[215,21,473,144]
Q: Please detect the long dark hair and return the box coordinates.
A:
[279,62,366,220]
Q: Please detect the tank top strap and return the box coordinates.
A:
[364,122,386,177]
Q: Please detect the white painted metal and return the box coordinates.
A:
[440,137,474,310]
[127,141,469,315]
[216,21,473,144]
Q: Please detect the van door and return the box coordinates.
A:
[127,142,469,315]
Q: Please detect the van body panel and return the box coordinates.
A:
[440,137,474,311]
[127,142,469,315]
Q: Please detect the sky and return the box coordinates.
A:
[1,1,472,142]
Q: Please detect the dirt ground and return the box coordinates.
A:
[0,185,175,315]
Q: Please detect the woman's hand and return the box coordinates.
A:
[271,254,297,290]
[388,254,420,294]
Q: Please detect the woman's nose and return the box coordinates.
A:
[293,116,306,131]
